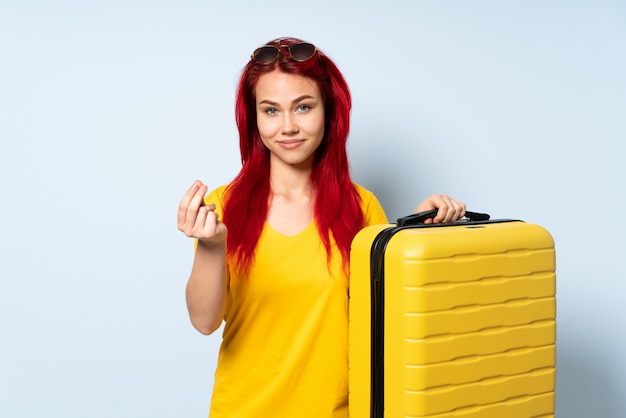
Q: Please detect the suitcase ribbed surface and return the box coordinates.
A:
[349,220,556,418]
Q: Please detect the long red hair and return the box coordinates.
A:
[222,37,364,275]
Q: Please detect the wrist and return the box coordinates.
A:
[196,238,227,252]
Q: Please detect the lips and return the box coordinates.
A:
[277,139,306,150]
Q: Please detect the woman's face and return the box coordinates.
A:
[255,70,325,170]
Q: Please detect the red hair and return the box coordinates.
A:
[222,37,364,275]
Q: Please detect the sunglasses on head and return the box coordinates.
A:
[251,42,318,64]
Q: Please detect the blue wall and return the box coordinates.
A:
[1,1,624,416]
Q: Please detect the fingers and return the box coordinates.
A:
[193,204,219,235]
[178,181,206,232]
[196,205,228,244]
[433,194,466,223]
[414,194,466,224]
[177,180,227,243]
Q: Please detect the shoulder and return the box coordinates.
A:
[208,184,229,198]
[352,183,389,225]
[352,183,378,205]
[353,183,374,198]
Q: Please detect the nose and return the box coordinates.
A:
[281,114,299,135]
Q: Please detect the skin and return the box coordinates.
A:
[414,194,466,224]
[255,70,326,236]
[178,69,466,335]
[178,182,227,335]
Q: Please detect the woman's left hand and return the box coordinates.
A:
[413,194,466,224]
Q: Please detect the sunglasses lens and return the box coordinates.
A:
[253,46,279,63]
[289,43,317,61]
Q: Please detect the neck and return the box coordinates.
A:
[269,161,314,197]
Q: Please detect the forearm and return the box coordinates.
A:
[185,240,228,335]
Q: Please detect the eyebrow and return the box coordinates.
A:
[258,95,316,106]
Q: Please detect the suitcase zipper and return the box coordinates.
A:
[369,226,401,418]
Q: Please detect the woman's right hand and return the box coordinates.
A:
[177,180,227,244]
[179,180,228,335]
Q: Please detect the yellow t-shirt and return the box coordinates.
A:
[204,184,388,418]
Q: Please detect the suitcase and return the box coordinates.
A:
[349,210,556,418]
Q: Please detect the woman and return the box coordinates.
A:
[177,37,466,417]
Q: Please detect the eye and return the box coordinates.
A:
[263,107,278,115]
[296,104,311,112]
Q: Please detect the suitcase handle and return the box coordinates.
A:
[397,209,490,226]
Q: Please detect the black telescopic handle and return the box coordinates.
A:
[397,210,490,227]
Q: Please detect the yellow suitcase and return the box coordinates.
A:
[349,211,556,417]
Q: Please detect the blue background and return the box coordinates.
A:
[1,1,624,416]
